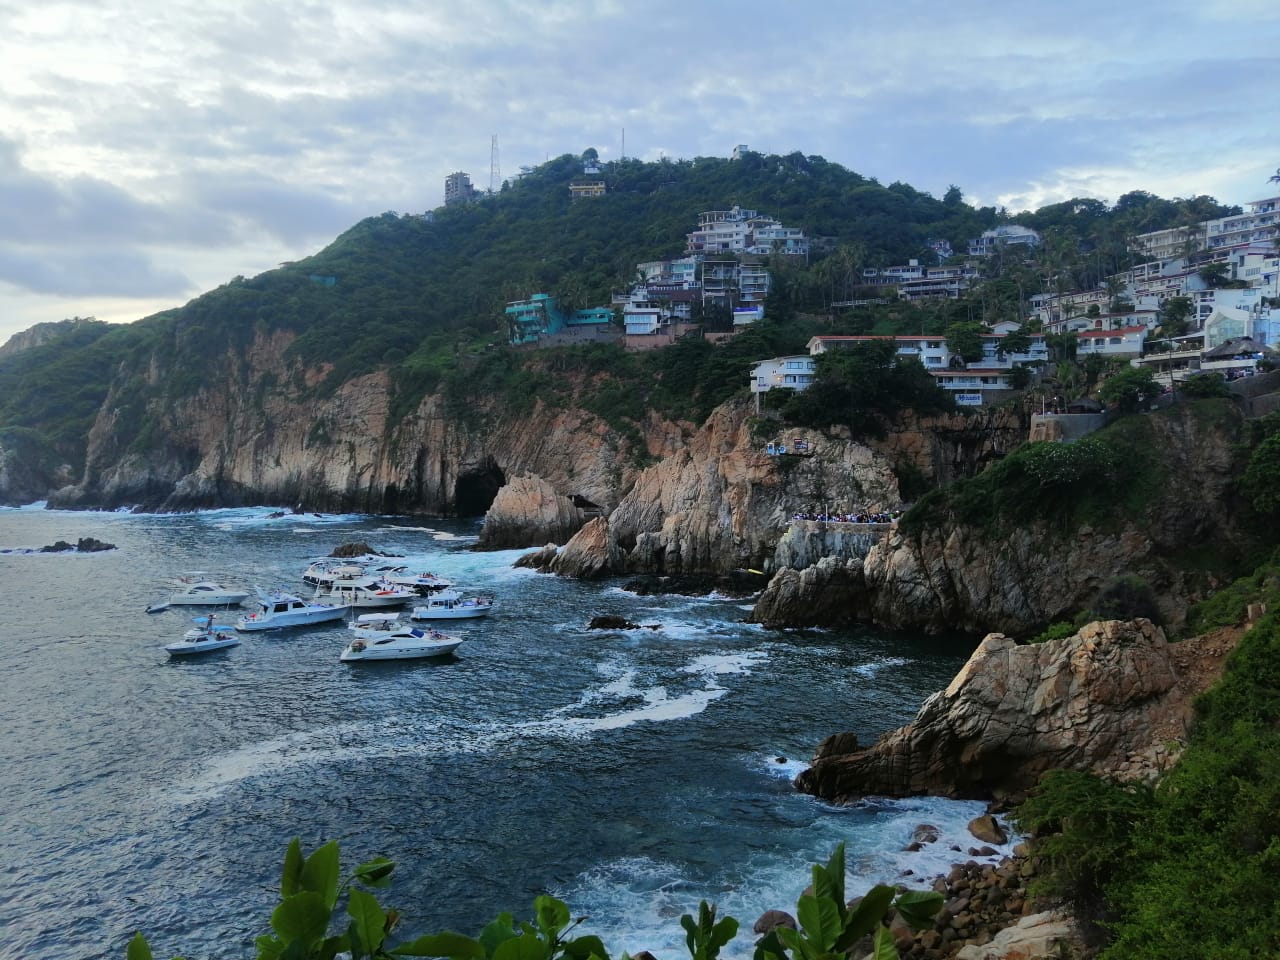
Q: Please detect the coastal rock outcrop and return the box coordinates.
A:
[476,474,587,549]
[750,557,869,628]
[551,402,902,577]
[795,619,1206,804]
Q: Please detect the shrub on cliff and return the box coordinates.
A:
[1017,609,1280,958]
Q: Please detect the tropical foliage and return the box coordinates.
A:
[125,841,941,960]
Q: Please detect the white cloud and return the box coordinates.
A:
[0,0,1278,343]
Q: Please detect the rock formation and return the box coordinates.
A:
[548,403,903,577]
[476,474,587,549]
[795,619,1230,804]
[755,402,1253,635]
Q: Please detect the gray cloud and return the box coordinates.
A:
[0,0,1278,340]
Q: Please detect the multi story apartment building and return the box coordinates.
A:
[795,332,1050,406]
[967,224,1041,256]
[685,206,808,257]
[444,171,476,206]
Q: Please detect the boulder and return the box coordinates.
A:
[752,909,797,935]
[514,544,559,571]
[551,517,622,579]
[796,619,1185,803]
[968,815,1008,846]
[749,557,869,628]
[952,910,1080,960]
[478,475,586,550]
[587,615,643,631]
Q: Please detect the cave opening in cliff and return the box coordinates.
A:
[454,460,506,516]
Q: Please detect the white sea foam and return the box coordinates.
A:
[165,648,763,803]
[851,656,910,678]
[556,797,1019,960]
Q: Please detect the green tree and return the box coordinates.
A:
[1198,261,1231,288]
[1242,434,1280,515]
[1158,296,1193,337]
[945,321,987,364]
[1097,367,1160,414]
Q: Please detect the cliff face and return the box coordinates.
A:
[755,403,1254,635]
[548,402,904,576]
[44,328,650,515]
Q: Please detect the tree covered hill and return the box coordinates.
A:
[0,149,1239,479]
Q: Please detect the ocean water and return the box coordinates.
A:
[0,506,1001,960]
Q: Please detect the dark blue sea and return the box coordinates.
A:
[0,505,995,960]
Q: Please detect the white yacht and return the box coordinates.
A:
[340,622,463,662]
[147,573,249,612]
[314,577,417,609]
[409,592,495,620]
[235,589,349,631]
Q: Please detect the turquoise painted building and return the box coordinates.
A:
[505,294,614,345]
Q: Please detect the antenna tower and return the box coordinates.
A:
[489,135,501,194]
[621,127,625,161]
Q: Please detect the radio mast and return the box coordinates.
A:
[489,135,501,194]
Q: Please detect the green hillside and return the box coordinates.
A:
[0,149,1239,475]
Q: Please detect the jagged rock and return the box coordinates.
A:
[952,910,1080,960]
[750,557,868,627]
[514,544,559,571]
[752,910,797,935]
[587,615,642,630]
[477,474,586,550]
[968,815,1008,846]
[331,541,385,558]
[74,537,115,552]
[550,517,622,579]
[601,403,900,576]
[35,538,115,553]
[795,619,1187,803]
[812,731,861,761]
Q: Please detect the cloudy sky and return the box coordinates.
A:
[2,0,1278,345]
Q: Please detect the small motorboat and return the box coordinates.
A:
[340,621,463,661]
[148,573,250,612]
[409,591,495,620]
[166,616,241,656]
[235,588,349,631]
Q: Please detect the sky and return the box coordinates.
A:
[1,0,1278,346]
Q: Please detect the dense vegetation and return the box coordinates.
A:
[1016,557,1280,958]
[127,839,940,960]
[0,148,1239,478]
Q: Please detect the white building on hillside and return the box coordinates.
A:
[803,332,1049,405]
[686,206,808,257]
[750,355,816,396]
[967,224,1040,256]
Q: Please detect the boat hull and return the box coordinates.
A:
[235,606,348,631]
[166,634,241,656]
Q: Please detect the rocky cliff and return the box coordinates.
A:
[40,328,651,516]
[754,402,1255,635]
[795,618,1239,804]
[520,401,908,576]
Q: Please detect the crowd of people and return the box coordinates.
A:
[790,510,902,525]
